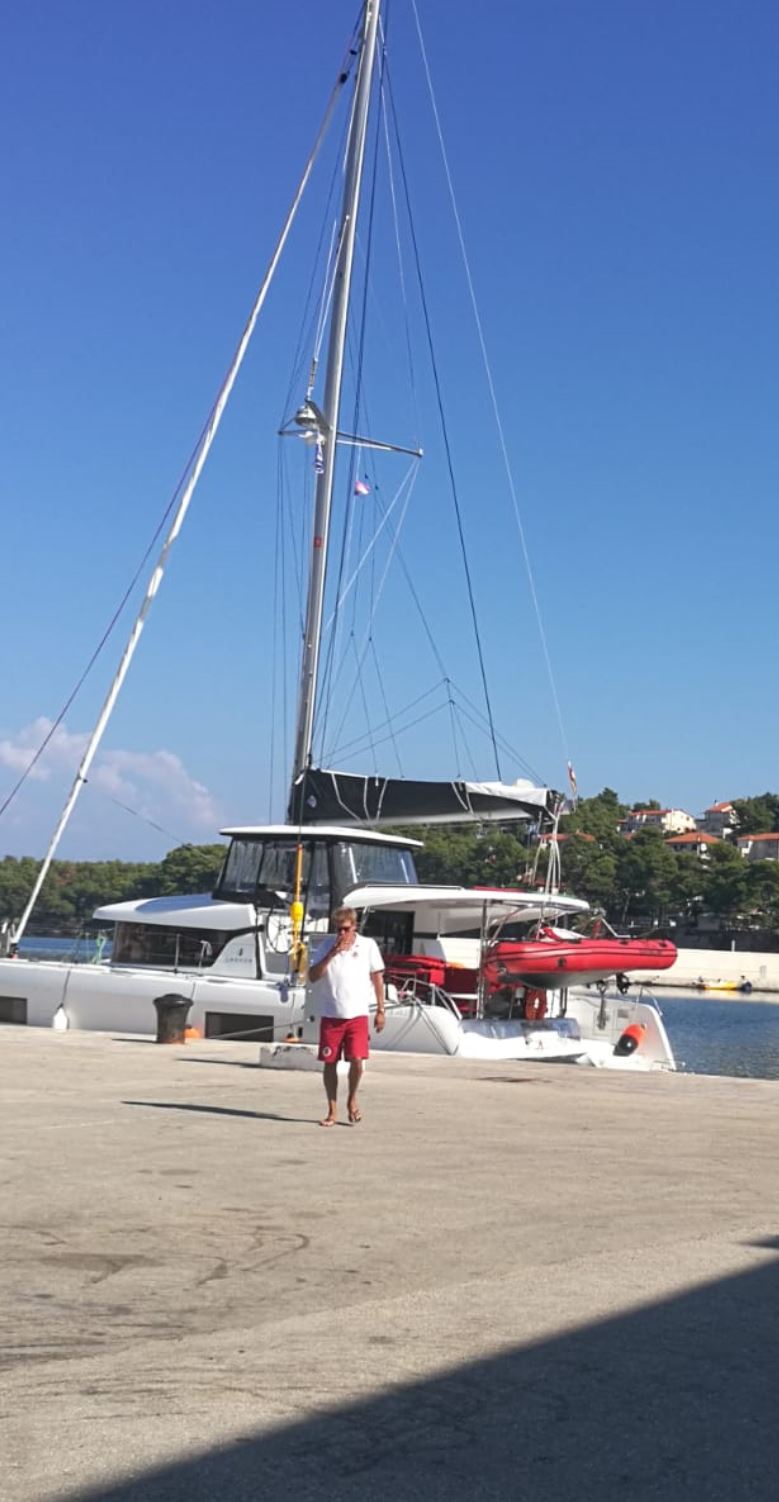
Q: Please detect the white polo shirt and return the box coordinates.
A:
[311,934,385,1020]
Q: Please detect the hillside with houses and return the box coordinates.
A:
[552,790,779,949]
[615,800,779,863]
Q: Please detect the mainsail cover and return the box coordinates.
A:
[289,767,560,827]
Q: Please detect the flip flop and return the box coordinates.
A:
[348,1107,362,1124]
[319,1117,337,1128]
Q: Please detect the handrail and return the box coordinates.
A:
[384,969,463,1020]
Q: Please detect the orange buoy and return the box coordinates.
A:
[613,1021,646,1057]
[184,1026,202,1042]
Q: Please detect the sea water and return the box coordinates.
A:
[18,936,110,963]
[656,992,779,1080]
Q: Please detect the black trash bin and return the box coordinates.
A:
[153,993,193,1044]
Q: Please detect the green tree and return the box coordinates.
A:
[614,827,678,925]
[732,794,779,835]
[413,827,527,887]
[565,787,627,850]
[699,841,748,917]
[744,861,779,927]
[155,844,227,896]
[0,845,226,934]
[669,852,706,919]
[559,835,618,911]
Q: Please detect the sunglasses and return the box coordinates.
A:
[336,924,355,933]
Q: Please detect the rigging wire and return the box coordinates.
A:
[327,677,449,760]
[269,448,285,819]
[96,791,188,848]
[409,0,572,775]
[369,635,404,775]
[379,27,421,451]
[278,35,358,426]
[0,436,203,824]
[383,58,503,782]
[449,695,478,781]
[323,464,420,760]
[329,695,453,763]
[1,35,359,831]
[350,636,377,772]
[315,20,389,758]
[448,687,546,785]
[322,460,418,633]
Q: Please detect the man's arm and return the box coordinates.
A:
[309,942,341,983]
[372,967,386,1030]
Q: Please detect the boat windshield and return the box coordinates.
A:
[217,839,306,902]
[214,837,329,917]
[331,840,418,899]
[216,835,418,910]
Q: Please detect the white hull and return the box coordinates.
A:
[0,955,674,1070]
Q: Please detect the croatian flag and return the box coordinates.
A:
[354,478,371,496]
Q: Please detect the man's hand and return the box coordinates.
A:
[374,1008,386,1033]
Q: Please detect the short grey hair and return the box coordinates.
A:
[332,906,357,927]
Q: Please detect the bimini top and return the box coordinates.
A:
[344,884,589,934]
[220,824,423,847]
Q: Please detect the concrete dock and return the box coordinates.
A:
[2,1026,779,1501]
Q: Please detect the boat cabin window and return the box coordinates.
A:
[217,839,299,902]
[112,922,232,969]
[218,840,262,898]
[330,840,418,904]
[216,835,415,916]
[307,842,330,919]
[215,837,331,917]
[361,908,415,956]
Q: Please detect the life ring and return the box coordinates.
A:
[523,987,547,1021]
[613,1021,646,1057]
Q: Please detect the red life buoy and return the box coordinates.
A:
[523,987,548,1021]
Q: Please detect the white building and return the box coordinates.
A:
[737,834,779,862]
[620,808,697,837]
[665,832,720,860]
[697,801,738,838]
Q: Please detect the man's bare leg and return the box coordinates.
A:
[320,1063,338,1126]
[347,1060,364,1122]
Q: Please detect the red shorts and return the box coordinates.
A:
[318,1014,370,1063]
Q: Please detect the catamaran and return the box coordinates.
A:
[0,1,675,1070]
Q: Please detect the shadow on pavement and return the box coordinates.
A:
[176,1056,260,1069]
[123,1100,315,1125]
[67,1242,779,1500]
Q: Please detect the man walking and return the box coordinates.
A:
[308,907,385,1127]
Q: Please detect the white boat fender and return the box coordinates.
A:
[52,1004,69,1032]
[613,1022,645,1057]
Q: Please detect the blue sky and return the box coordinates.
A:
[2,0,778,860]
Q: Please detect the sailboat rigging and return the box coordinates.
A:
[0,0,675,1071]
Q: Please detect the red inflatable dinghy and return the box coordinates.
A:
[483,927,676,990]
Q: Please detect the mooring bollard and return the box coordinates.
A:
[153,993,193,1044]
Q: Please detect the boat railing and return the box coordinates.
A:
[384,969,463,1020]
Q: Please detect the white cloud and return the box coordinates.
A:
[0,718,221,843]
[0,717,87,781]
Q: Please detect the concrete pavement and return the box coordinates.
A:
[2,1025,778,1500]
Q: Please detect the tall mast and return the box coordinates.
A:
[289,0,382,801]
